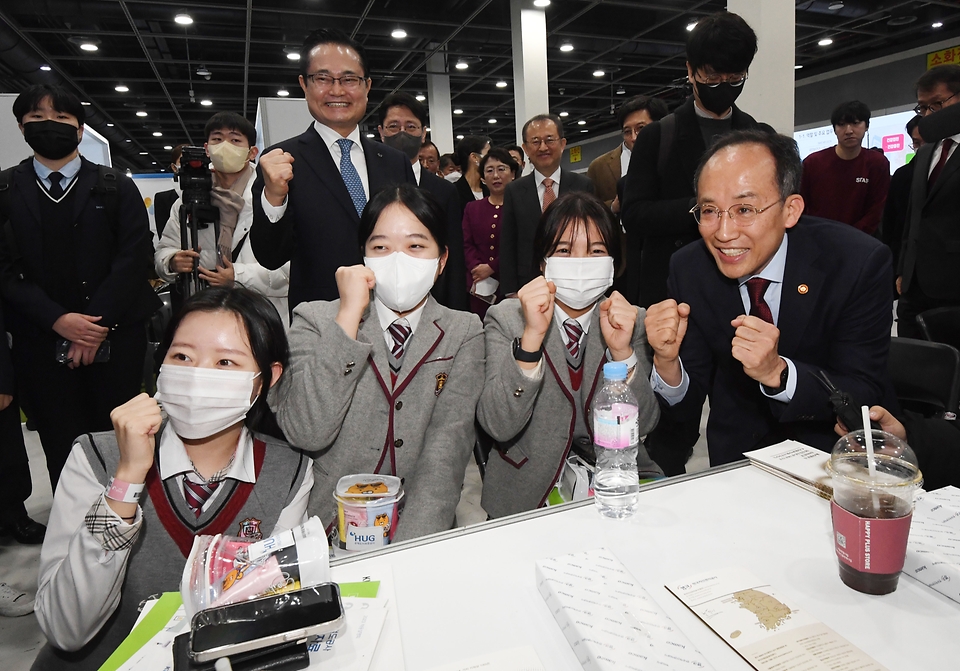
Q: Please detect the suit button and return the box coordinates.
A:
[675,239,683,248]
[344,369,352,375]
[346,361,355,368]
[394,438,403,448]
[490,234,495,239]
[493,214,498,218]
[395,400,403,410]
[490,245,495,250]
[491,223,496,229]
[489,257,494,261]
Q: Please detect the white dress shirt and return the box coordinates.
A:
[534,167,562,210]
[651,234,797,405]
[412,159,422,185]
[927,131,960,178]
[261,122,369,221]
[620,143,632,178]
[373,296,426,351]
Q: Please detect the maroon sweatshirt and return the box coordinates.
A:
[799,146,891,235]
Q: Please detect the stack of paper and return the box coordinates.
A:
[744,440,832,500]
[536,547,713,670]
[902,486,960,604]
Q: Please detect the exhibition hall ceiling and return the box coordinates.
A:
[1,0,958,172]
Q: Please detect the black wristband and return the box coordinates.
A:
[762,360,789,395]
[512,337,542,363]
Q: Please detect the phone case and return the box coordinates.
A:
[173,633,309,671]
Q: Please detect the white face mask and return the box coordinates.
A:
[155,365,260,439]
[364,252,439,313]
[443,171,461,183]
[543,256,615,310]
[208,142,250,174]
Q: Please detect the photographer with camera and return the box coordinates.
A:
[155,112,291,324]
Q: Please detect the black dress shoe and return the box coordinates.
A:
[0,517,46,545]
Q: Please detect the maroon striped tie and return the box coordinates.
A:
[745,277,774,324]
[388,320,411,360]
[183,477,221,518]
[563,319,583,358]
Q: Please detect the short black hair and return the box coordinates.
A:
[204,111,257,145]
[686,11,758,75]
[533,192,624,277]
[439,153,459,170]
[616,95,669,129]
[161,286,289,433]
[358,183,448,253]
[455,135,491,173]
[506,145,525,163]
[378,92,427,128]
[522,113,564,143]
[13,84,85,125]
[420,141,440,159]
[480,147,520,178]
[906,115,922,135]
[299,28,369,79]
[695,129,801,202]
[831,100,871,129]
[916,64,960,96]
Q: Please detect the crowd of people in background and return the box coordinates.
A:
[1,10,960,667]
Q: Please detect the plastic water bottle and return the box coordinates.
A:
[592,361,640,518]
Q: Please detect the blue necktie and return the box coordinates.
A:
[336,138,367,217]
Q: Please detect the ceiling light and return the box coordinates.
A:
[488,119,497,124]
[616,86,626,95]
[175,13,193,25]
[828,2,844,10]
[577,120,586,125]
[560,43,574,52]
[794,64,803,70]
[454,108,463,114]
[39,64,51,71]
[139,152,148,155]
[686,21,697,32]
[581,129,588,133]
[153,132,163,137]
[534,0,551,6]
[81,101,91,106]
[152,162,157,165]
[887,16,917,27]
[277,89,290,97]
[125,139,131,142]
[107,123,114,127]
[391,28,407,39]
[115,84,129,93]
[286,52,300,61]
[455,60,469,70]
[456,134,464,140]
[80,42,98,52]
[559,111,569,117]
[200,99,213,106]
[415,94,426,101]
[366,133,375,138]
[196,65,212,77]
[136,111,148,117]
[164,145,173,150]
[933,21,944,28]
[593,69,605,77]
[496,80,508,88]
[818,38,833,46]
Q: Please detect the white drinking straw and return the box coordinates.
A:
[861,405,880,514]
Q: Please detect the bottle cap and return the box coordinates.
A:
[603,361,627,381]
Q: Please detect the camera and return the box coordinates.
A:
[177,145,213,207]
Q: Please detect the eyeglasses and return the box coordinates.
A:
[304,72,366,90]
[911,142,923,152]
[693,71,748,88]
[483,165,512,176]
[526,136,561,149]
[690,201,782,227]
[622,124,647,138]
[914,91,958,116]
[383,122,422,134]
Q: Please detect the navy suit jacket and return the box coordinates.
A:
[251,125,415,309]
[660,216,895,465]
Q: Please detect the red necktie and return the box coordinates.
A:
[563,319,583,358]
[542,178,556,211]
[183,477,221,518]
[928,138,955,188]
[745,278,774,324]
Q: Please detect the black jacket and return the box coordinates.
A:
[419,169,468,311]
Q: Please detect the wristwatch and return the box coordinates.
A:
[512,337,542,363]
[762,360,789,395]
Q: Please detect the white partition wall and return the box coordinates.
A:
[255,97,314,155]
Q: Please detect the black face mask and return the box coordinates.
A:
[694,81,744,116]
[23,120,81,160]
[382,132,423,161]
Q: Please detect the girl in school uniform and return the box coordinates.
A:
[478,192,662,518]
[272,184,484,543]
[32,287,312,670]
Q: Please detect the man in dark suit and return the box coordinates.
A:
[0,85,160,487]
[377,92,467,310]
[251,28,414,310]
[151,144,183,240]
[645,131,894,466]
[500,113,594,295]
[621,11,764,309]
[896,65,960,338]
[880,115,923,277]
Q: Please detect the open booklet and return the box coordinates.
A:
[902,485,960,604]
[666,567,888,671]
[743,440,832,500]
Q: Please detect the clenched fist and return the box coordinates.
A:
[730,315,785,388]
[517,276,556,357]
[644,299,690,386]
[599,291,637,361]
[335,265,377,339]
[260,148,295,206]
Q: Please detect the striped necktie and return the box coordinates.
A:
[542,177,556,211]
[745,277,774,324]
[388,320,412,360]
[563,318,583,358]
[183,476,222,518]
[336,138,368,217]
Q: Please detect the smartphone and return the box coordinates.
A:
[189,583,343,663]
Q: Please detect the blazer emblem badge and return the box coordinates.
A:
[435,372,448,396]
[237,517,263,540]
[798,284,809,295]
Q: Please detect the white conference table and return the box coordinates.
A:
[330,462,959,670]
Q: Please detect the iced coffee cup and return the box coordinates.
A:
[827,429,923,595]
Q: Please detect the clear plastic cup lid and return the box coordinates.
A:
[335,474,403,499]
[826,429,922,487]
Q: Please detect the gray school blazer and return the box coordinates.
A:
[478,299,661,518]
[270,295,484,542]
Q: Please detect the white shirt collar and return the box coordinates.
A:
[738,232,789,287]
[553,302,594,345]
[158,425,256,484]
[535,167,561,187]
[412,159,422,185]
[33,154,82,183]
[313,121,364,155]
[373,296,426,336]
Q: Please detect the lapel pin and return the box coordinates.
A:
[798,284,809,295]
[435,372,448,396]
[377,152,383,158]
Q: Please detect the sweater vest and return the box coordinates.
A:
[31,427,310,671]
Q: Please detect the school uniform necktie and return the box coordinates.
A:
[183,477,221,518]
[336,138,367,217]
[48,171,64,200]
[745,277,774,324]
[928,138,955,188]
[542,177,556,211]
[563,318,583,358]
[388,320,411,360]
